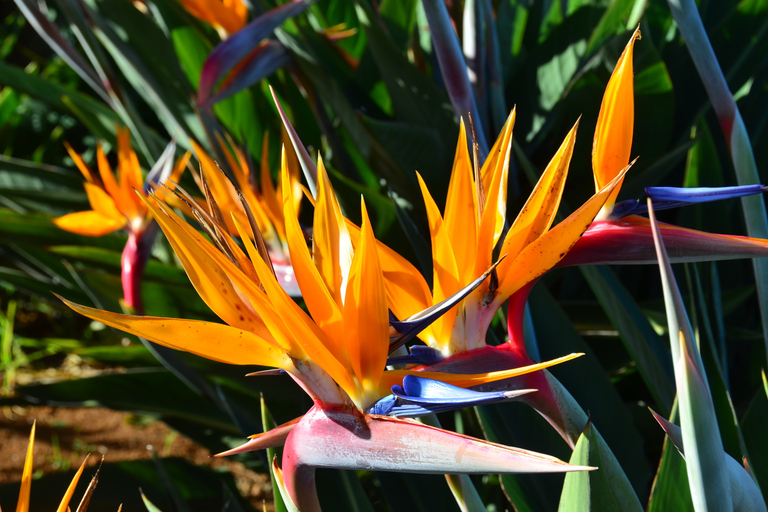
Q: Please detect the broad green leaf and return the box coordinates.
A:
[558,421,641,512]
[475,402,568,512]
[667,0,768,372]
[581,265,675,414]
[585,0,639,56]
[649,202,733,511]
[529,284,652,497]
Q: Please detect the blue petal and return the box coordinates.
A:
[607,199,643,219]
[387,346,444,366]
[398,375,509,403]
[390,260,502,351]
[646,185,768,203]
[366,394,397,415]
[608,185,768,219]
[365,376,535,418]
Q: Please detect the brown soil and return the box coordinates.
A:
[0,405,273,510]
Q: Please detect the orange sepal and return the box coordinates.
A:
[592,27,641,208]
[498,119,579,278]
[57,295,290,368]
[498,164,633,298]
[343,199,389,406]
[53,210,126,236]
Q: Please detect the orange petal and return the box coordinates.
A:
[63,142,95,183]
[417,172,460,348]
[141,195,271,337]
[259,132,283,231]
[179,0,245,34]
[117,126,143,196]
[498,164,633,298]
[280,154,346,360]
[475,109,515,276]
[498,119,579,277]
[245,212,358,400]
[16,421,35,512]
[380,353,584,390]
[343,199,389,405]
[96,140,141,222]
[346,220,433,325]
[479,109,516,202]
[58,295,289,368]
[313,157,353,306]
[84,182,122,219]
[443,120,478,283]
[56,454,90,512]
[592,27,641,207]
[53,210,126,236]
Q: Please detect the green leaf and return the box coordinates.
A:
[581,265,675,414]
[316,469,375,512]
[647,405,695,512]
[648,202,733,511]
[262,396,289,512]
[558,421,641,511]
[2,369,238,434]
[529,284,652,498]
[48,245,190,285]
[141,489,166,512]
[475,402,565,512]
[742,384,768,497]
[585,0,639,56]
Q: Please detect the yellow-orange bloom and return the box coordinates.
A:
[54,127,189,237]
[179,0,247,36]
[380,112,628,356]
[60,146,577,412]
[593,27,641,216]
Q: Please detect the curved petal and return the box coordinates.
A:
[498,119,578,278]
[498,165,631,299]
[84,182,122,219]
[57,295,290,368]
[16,422,35,512]
[443,119,478,283]
[592,27,641,209]
[56,455,90,512]
[474,109,515,276]
[381,352,583,389]
[343,200,389,406]
[53,209,126,236]
[367,375,536,417]
[416,172,460,348]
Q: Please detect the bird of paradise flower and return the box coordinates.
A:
[54,127,190,313]
[57,142,597,509]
